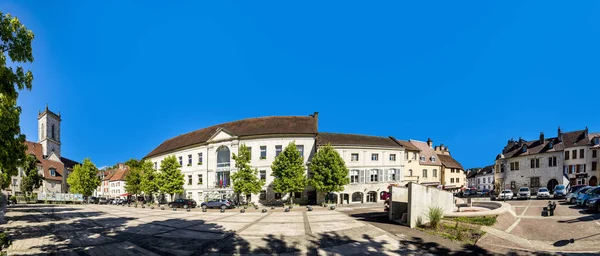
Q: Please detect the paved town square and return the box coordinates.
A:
[5,203,427,256]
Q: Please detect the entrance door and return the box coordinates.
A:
[366,191,377,203]
[590,176,598,186]
[547,179,559,193]
[307,191,316,205]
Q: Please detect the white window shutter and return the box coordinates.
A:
[379,169,384,182]
[384,169,388,182]
[360,170,365,183]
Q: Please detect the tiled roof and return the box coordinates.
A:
[25,141,64,181]
[562,130,590,148]
[317,133,401,148]
[109,166,130,181]
[393,139,420,151]
[437,154,464,169]
[478,165,494,175]
[60,157,80,169]
[466,169,478,179]
[145,115,318,158]
[410,140,442,166]
[501,137,564,158]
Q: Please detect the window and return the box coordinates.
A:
[188,175,192,185]
[389,154,396,161]
[50,168,56,176]
[501,164,505,172]
[198,153,203,165]
[576,164,581,173]
[594,150,597,158]
[260,146,267,160]
[456,178,460,183]
[451,178,454,183]
[351,153,359,162]
[187,192,192,199]
[179,156,183,166]
[405,152,409,160]
[522,145,527,153]
[413,153,418,160]
[408,169,413,176]
[389,169,396,181]
[580,149,585,159]
[294,192,301,199]
[247,147,252,160]
[433,169,437,177]
[260,190,266,200]
[592,162,597,171]
[565,151,570,160]
[549,141,553,149]
[275,145,282,156]
[531,177,540,187]
[350,170,359,183]
[510,162,514,171]
[595,138,600,145]
[478,178,481,184]
[511,181,516,189]
[548,156,557,167]
[154,162,157,170]
[370,170,378,182]
[275,193,282,199]
[188,155,192,166]
[423,169,428,178]
[530,158,539,168]
[420,156,426,162]
[371,153,379,161]
[430,156,436,162]
[572,150,577,159]
[296,145,304,158]
[198,174,203,185]
[260,170,266,181]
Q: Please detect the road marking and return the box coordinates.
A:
[520,200,533,217]
[505,218,522,233]
[595,221,600,226]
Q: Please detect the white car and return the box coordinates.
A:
[518,187,531,200]
[536,187,550,199]
[498,190,513,200]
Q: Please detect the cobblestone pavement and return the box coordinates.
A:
[3,204,430,255]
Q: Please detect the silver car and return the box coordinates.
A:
[553,185,567,199]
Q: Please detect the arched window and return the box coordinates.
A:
[41,124,45,139]
[216,146,231,168]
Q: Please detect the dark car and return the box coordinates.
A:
[88,196,99,204]
[98,197,109,204]
[585,194,600,212]
[201,199,233,210]
[168,199,197,209]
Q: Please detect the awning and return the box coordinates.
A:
[120,193,130,196]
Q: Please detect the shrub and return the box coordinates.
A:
[426,206,444,229]
[0,232,11,249]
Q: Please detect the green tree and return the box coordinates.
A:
[67,158,100,196]
[271,141,307,205]
[0,13,35,189]
[124,163,142,199]
[231,144,265,205]
[20,154,42,197]
[158,155,184,201]
[308,143,350,203]
[140,160,159,203]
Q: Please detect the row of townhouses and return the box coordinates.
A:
[93,164,129,198]
[3,105,80,196]
[466,165,495,191]
[493,127,600,193]
[141,112,467,205]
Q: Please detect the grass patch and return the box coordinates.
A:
[417,222,486,245]
[445,216,497,226]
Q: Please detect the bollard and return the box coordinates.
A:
[202,208,207,212]
[307,206,313,211]
[150,206,154,209]
[240,209,245,213]
[186,208,191,212]
[173,207,177,211]
[284,208,290,212]
[330,205,336,210]
[271,206,275,209]
[220,209,225,213]
[262,209,267,213]
[161,206,165,210]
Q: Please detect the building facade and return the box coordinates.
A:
[476,165,494,191]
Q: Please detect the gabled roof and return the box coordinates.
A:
[107,165,130,181]
[466,169,479,179]
[562,130,590,148]
[478,165,494,175]
[317,133,401,148]
[25,141,64,181]
[392,139,420,151]
[145,114,318,158]
[501,137,563,158]
[410,140,442,166]
[437,154,463,169]
[60,157,80,170]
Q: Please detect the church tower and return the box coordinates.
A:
[38,104,62,158]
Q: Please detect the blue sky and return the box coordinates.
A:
[3,1,600,169]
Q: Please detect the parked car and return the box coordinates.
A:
[98,197,109,204]
[498,189,514,200]
[536,187,550,199]
[568,185,586,194]
[168,199,197,209]
[566,186,590,204]
[201,199,233,210]
[517,187,531,200]
[553,185,567,199]
[585,193,600,213]
[576,186,600,207]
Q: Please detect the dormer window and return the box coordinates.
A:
[430,156,436,162]
[522,145,527,153]
[594,137,600,145]
[420,156,426,162]
[548,141,553,149]
[50,168,56,177]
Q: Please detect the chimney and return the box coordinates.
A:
[427,138,433,148]
[434,146,439,151]
[558,126,562,142]
[539,132,544,144]
[586,126,589,137]
[311,112,319,130]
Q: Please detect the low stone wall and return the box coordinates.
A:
[408,183,454,228]
[445,201,510,217]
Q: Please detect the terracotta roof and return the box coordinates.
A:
[109,165,130,181]
[145,114,318,158]
[409,140,442,166]
[562,130,590,148]
[316,133,401,148]
[437,154,464,169]
[24,141,64,181]
[393,139,420,151]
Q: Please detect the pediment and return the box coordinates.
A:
[47,152,61,162]
[208,127,237,142]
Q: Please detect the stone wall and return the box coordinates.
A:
[407,182,454,228]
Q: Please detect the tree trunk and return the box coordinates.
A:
[290,193,293,205]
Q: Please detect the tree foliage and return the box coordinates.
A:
[20,154,42,195]
[124,159,142,197]
[271,142,306,204]
[140,160,159,201]
[0,13,34,189]
[67,158,100,196]
[158,155,184,200]
[231,144,264,203]
[309,143,349,202]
